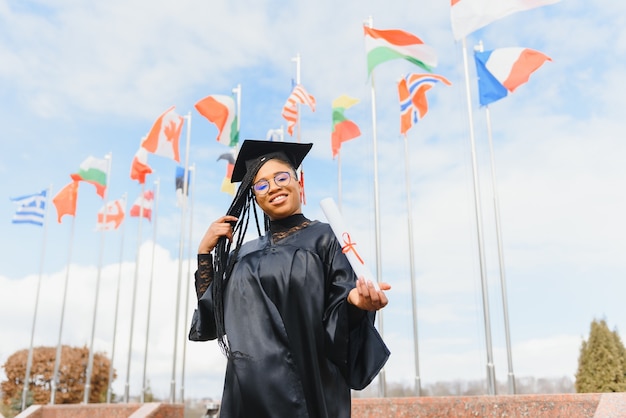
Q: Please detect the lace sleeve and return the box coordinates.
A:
[195,253,213,299]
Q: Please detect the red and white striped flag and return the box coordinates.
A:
[130,190,154,221]
[281,84,316,136]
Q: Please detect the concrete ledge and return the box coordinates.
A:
[352,393,626,417]
[14,403,183,418]
[11,394,626,418]
[129,403,183,418]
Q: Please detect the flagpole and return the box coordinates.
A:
[337,151,342,212]
[107,193,128,403]
[291,53,309,204]
[125,182,145,403]
[233,84,241,134]
[21,185,52,411]
[50,213,77,404]
[366,16,386,398]
[292,53,301,143]
[170,111,192,403]
[471,38,516,394]
[141,178,160,403]
[484,104,516,394]
[292,53,301,85]
[180,164,196,402]
[461,36,496,395]
[232,84,242,157]
[402,135,421,396]
[84,153,112,403]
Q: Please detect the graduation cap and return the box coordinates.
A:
[231,139,313,183]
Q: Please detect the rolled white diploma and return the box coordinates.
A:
[320,197,380,291]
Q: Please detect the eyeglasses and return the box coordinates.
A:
[252,171,293,195]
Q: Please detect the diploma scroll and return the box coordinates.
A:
[320,197,380,291]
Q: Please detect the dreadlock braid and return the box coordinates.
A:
[212,157,268,357]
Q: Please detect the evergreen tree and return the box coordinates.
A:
[612,328,626,384]
[575,319,626,393]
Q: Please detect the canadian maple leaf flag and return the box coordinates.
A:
[141,106,184,162]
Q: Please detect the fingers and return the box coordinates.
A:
[220,215,239,223]
[355,278,389,311]
[198,216,238,253]
[379,282,392,291]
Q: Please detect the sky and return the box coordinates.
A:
[2,0,626,403]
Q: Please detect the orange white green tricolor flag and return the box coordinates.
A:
[364,26,437,76]
[141,106,184,162]
[70,156,108,198]
[96,199,125,231]
[331,95,361,158]
[195,95,240,147]
[52,181,79,223]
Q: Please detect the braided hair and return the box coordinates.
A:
[211,155,296,356]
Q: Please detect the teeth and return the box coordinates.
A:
[271,195,287,203]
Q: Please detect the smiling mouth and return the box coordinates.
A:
[270,194,288,204]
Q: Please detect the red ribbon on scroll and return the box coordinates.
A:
[341,232,364,265]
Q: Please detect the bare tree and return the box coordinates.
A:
[1,345,115,411]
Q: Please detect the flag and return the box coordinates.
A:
[175,166,191,205]
[266,127,284,142]
[364,25,437,76]
[281,84,316,136]
[331,95,361,158]
[398,73,452,134]
[10,190,47,226]
[195,95,239,147]
[141,106,184,162]
[474,47,551,106]
[70,156,108,198]
[130,190,154,221]
[175,166,189,194]
[96,199,125,231]
[217,151,236,196]
[451,0,561,40]
[52,181,79,223]
[130,147,153,184]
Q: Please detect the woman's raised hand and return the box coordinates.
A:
[198,215,239,254]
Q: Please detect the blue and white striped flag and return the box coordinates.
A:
[10,190,47,226]
[266,127,284,142]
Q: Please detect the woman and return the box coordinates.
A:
[189,139,390,418]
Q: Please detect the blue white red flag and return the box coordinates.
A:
[474,47,551,106]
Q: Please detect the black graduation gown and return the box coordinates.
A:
[189,220,389,418]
